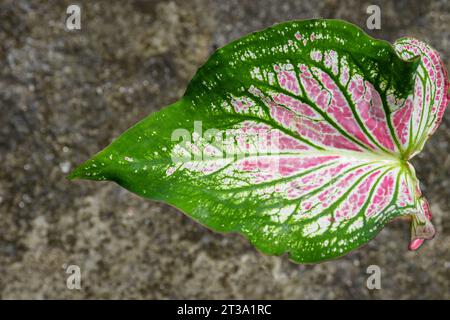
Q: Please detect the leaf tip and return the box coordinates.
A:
[66,166,82,180]
[66,161,90,181]
[66,156,109,182]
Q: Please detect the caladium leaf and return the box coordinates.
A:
[69,19,449,263]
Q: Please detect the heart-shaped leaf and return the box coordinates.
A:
[69,19,449,263]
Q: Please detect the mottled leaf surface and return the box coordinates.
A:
[70,20,449,263]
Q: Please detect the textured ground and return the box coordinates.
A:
[0,0,449,299]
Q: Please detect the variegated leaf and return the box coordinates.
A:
[69,20,449,263]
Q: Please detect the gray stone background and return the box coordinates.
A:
[0,0,449,299]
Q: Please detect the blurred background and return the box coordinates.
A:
[0,0,449,299]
